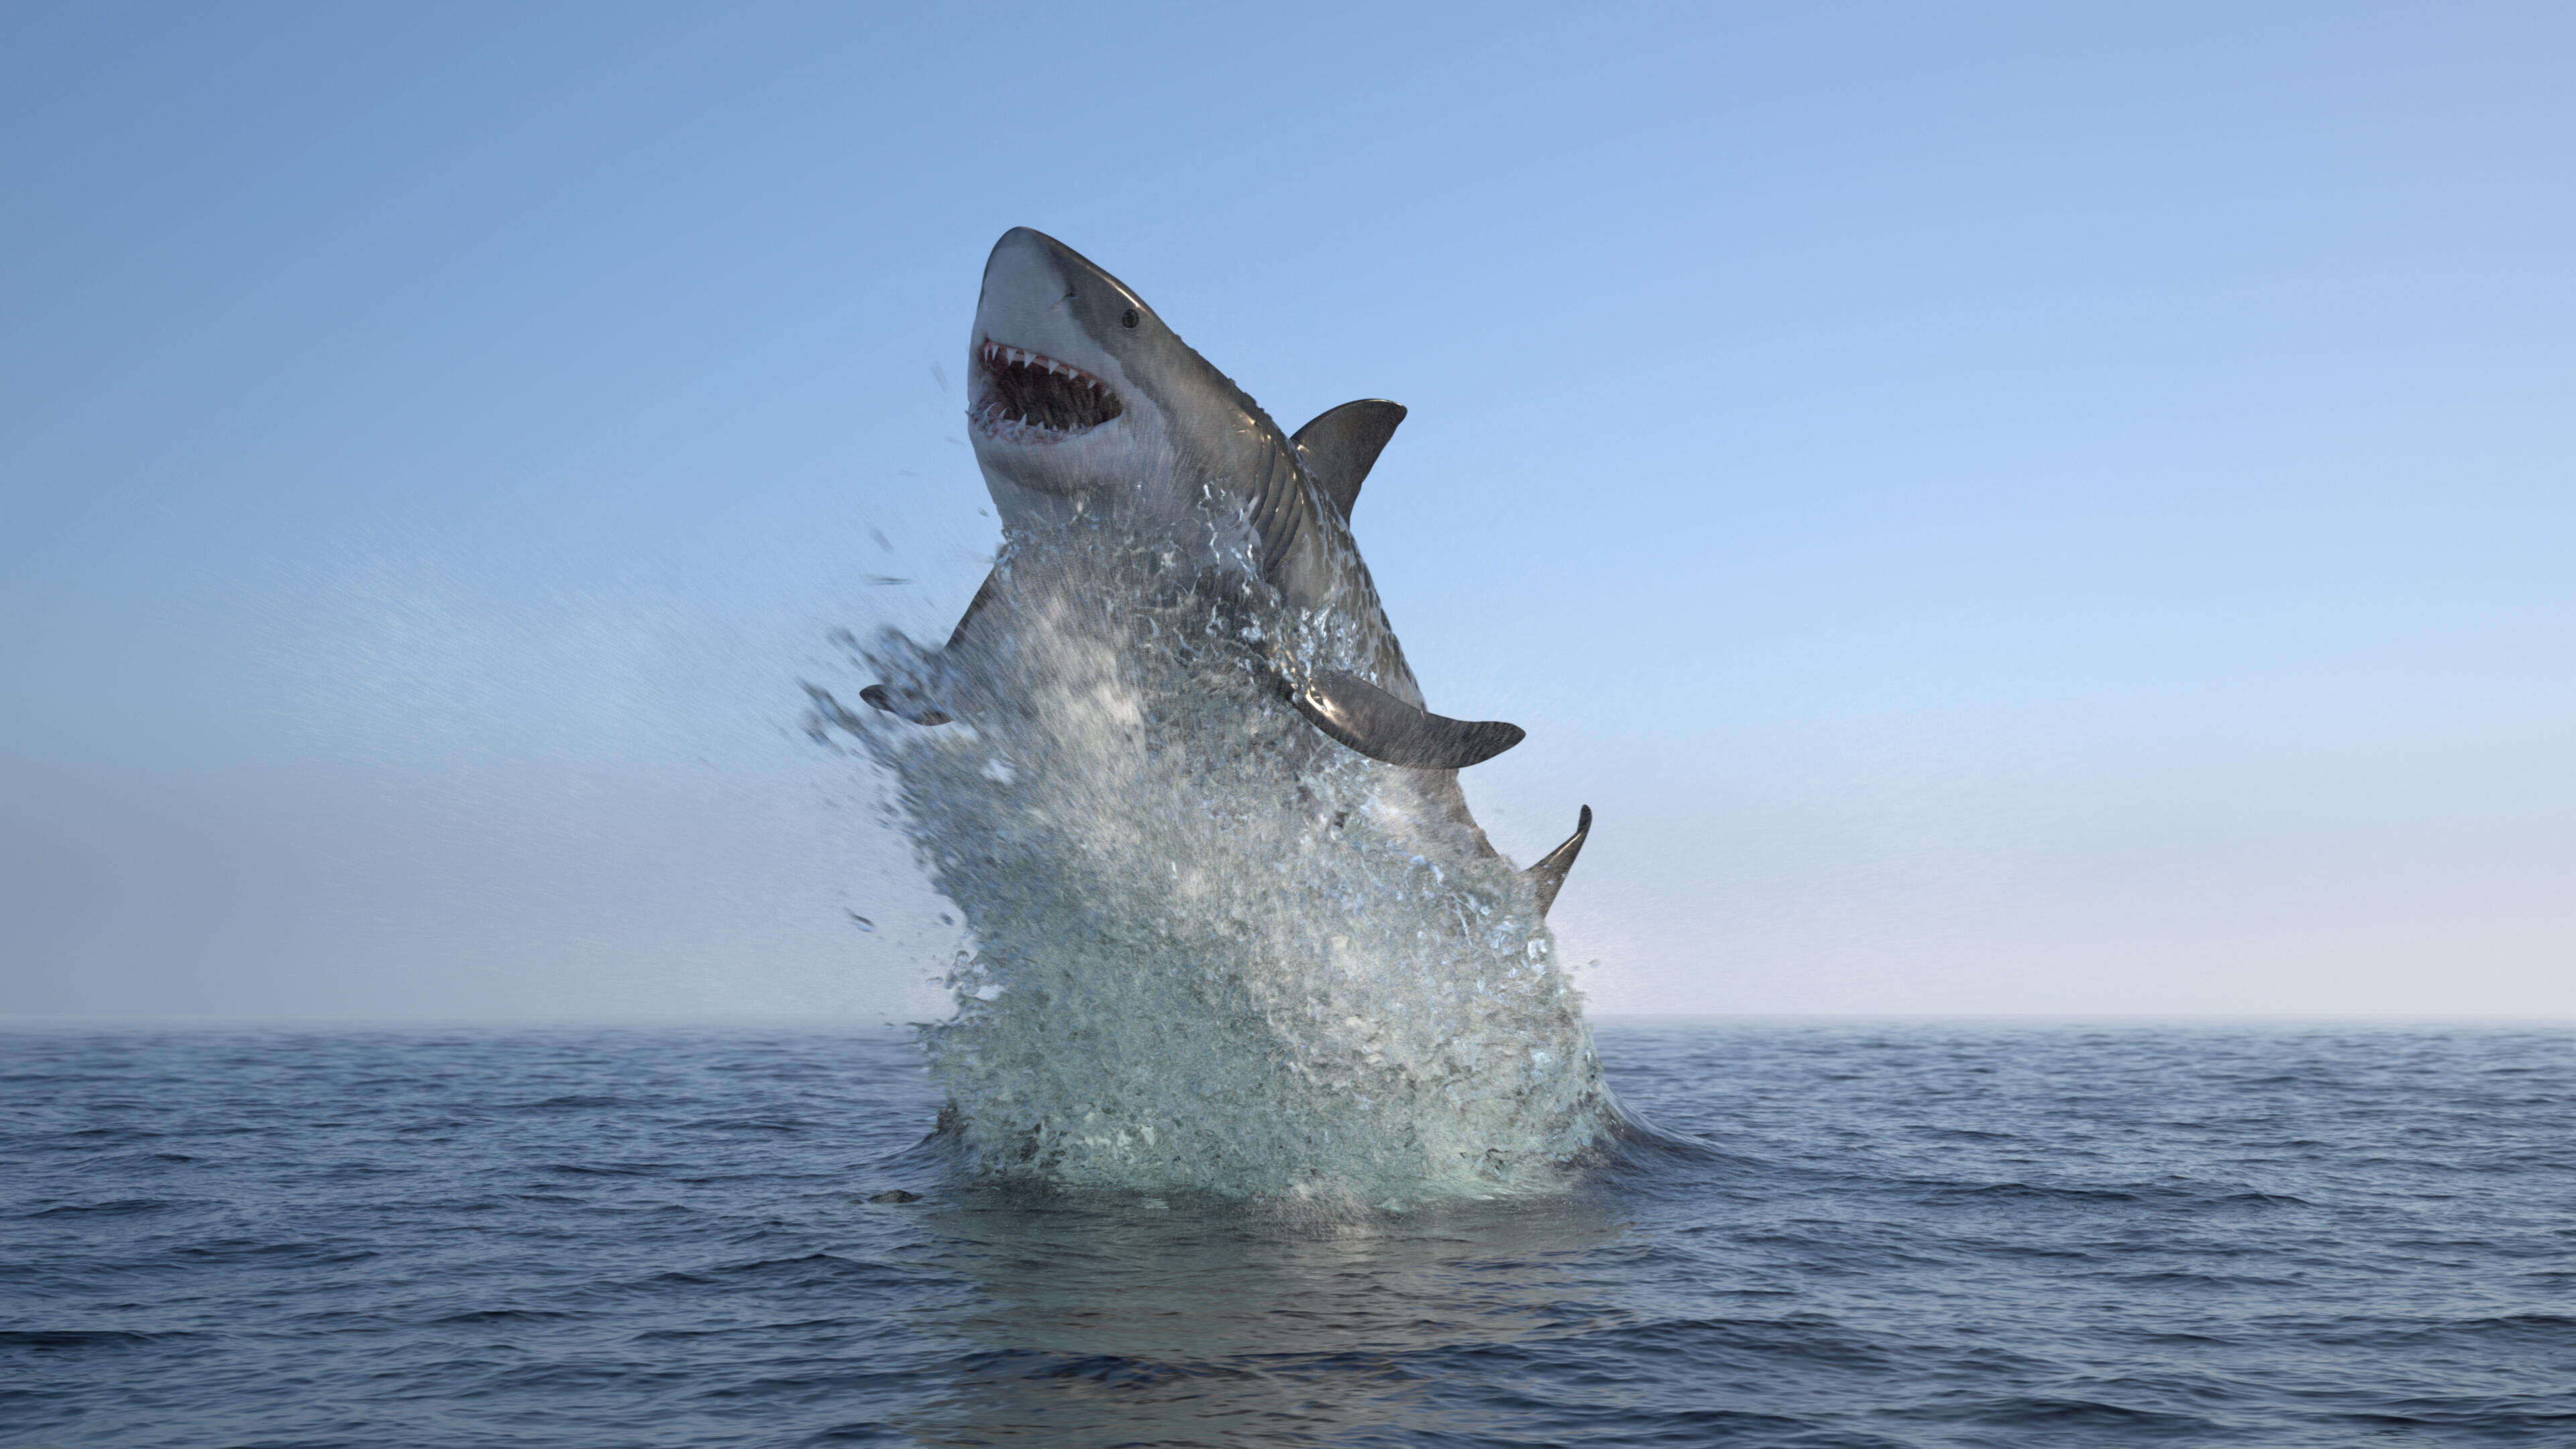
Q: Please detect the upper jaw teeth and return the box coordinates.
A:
[980,341,1095,384]
[971,337,1124,441]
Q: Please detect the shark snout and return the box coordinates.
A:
[978,228,1145,335]
[979,229,1086,322]
[983,227,1092,290]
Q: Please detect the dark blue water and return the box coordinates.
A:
[3,1022,2566,1447]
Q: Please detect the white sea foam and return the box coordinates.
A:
[813,526,1619,1201]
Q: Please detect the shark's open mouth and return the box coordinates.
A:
[972,341,1124,443]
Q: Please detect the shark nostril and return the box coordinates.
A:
[1121,309,1139,329]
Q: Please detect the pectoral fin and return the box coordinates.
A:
[1524,804,1591,917]
[1288,667,1523,769]
[857,684,951,726]
[943,567,1003,652]
[861,566,1002,727]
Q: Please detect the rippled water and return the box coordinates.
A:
[3,1021,2565,1446]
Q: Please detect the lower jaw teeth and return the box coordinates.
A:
[986,408,1063,434]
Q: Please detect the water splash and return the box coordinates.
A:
[811,525,1622,1202]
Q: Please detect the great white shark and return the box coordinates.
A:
[862,227,1590,913]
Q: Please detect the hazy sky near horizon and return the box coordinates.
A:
[3,3,2570,1020]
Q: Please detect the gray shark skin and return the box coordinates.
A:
[866,227,1588,908]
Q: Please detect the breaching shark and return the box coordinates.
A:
[863,227,1590,914]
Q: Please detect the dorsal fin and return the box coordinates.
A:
[1291,400,1406,520]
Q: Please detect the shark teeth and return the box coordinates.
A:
[972,339,1124,443]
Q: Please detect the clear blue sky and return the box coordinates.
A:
[4,3,2569,1019]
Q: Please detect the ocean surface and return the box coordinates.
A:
[1,1021,2566,1448]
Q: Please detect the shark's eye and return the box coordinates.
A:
[1120,308,1140,329]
